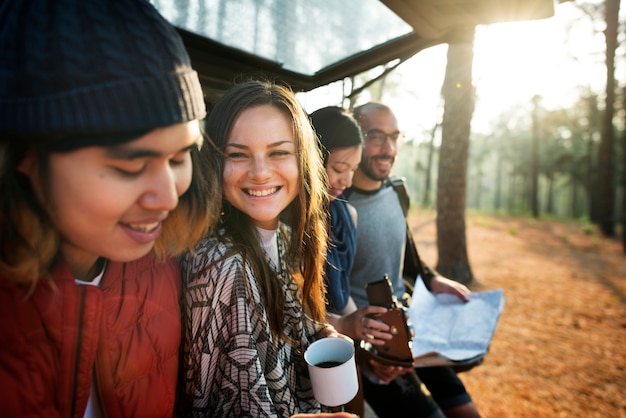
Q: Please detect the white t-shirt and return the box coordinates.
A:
[257,226,280,271]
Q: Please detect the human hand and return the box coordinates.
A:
[367,358,412,384]
[337,306,392,346]
[317,324,340,339]
[429,275,470,302]
[316,324,353,346]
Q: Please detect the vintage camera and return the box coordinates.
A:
[359,274,415,367]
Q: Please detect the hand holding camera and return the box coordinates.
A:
[359,275,415,368]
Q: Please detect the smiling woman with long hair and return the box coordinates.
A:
[179,80,348,417]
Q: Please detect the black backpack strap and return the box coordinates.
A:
[387,176,435,290]
[388,176,410,218]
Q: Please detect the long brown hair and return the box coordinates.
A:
[205,80,329,341]
[0,134,220,290]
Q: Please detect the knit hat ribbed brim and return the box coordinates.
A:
[0,0,206,143]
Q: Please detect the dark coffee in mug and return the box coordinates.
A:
[315,360,343,368]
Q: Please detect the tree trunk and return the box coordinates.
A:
[436,29,475,284]
[546,174,554,215]
[571,180,579,218]
[494,141,503,210]
[622,88,626,252]
[598,0,620,237]
[531,95,542,218]
[475,169,483,210]
[586,94,600,222]
[422,124,437,207]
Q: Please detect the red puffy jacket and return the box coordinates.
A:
[0,252,182,417]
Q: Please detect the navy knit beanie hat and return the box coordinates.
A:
[0,0,206,149]
[310,106,363,164]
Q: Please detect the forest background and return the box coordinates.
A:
[299,0,625,264]
[298,2,626,415]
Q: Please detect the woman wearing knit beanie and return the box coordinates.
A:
[0,1,219,417]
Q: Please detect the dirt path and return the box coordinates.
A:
[408,211,626,418]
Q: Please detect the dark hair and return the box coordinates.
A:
[205,80,329,340]
[310,106,363,165]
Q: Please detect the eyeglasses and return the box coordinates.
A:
[363,129,403,146]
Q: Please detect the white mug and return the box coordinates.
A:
[304,337,359,407]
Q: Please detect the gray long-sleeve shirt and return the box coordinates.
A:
[345,184,407,308]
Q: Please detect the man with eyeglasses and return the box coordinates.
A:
[344,102,481,418]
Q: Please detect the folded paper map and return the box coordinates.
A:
[407,278,505,368]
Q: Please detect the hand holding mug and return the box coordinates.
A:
[304,337,359,410]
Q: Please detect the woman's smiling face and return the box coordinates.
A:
[326,145,362,199]
[222,104,300,230]
[19,121,201,278]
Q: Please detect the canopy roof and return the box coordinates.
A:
[151,0,557,95]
